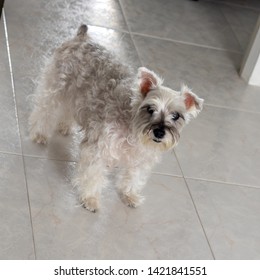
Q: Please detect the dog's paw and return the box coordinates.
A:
[30,133,48,145]
[82,197,99,213]
[58,122,71,136]
[122,193,145,208]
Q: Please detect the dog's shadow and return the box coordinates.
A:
[46,130,83,181]
[47,127,83,160]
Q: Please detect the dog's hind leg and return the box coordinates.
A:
[57,103,74,136]
[29,82,63,144]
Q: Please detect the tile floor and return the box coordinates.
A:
[0,0,260,260]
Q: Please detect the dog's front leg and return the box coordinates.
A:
[74,147,108,212]
[117,166,151,208]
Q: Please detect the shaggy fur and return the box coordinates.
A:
[29,25,204,212]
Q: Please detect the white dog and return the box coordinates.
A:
[29,25,204,212]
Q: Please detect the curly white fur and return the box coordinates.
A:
[29,25,204,212]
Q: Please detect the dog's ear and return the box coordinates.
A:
[138,67,163,96]
[181,84,204,118]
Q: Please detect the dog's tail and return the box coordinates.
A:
[76,24,88,40]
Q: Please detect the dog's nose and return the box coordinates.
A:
[153,128,165,139]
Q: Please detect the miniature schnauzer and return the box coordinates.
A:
[29,25,204,212]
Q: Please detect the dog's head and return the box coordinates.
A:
[132,67,204,151]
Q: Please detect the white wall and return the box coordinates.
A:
[240,16,260,87]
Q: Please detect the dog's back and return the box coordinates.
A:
[47,25,133,126]
[53,25,131,92]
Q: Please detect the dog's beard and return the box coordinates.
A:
[137,128,179,151]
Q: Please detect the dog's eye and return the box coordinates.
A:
[172,112,180,121]
[147,106,154,115]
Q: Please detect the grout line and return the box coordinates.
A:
[152,170,260,190]
[152,171,183,178]
[118,0,145,66]
[173,150,216,260]
[0,150,77,163]
[2,9,37,260]
[184,176,260,190]
[203,103,260,115]
[87,22,130,35]
[0,150,22,156]
[131,31,243,54]
[22,153,77,164]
